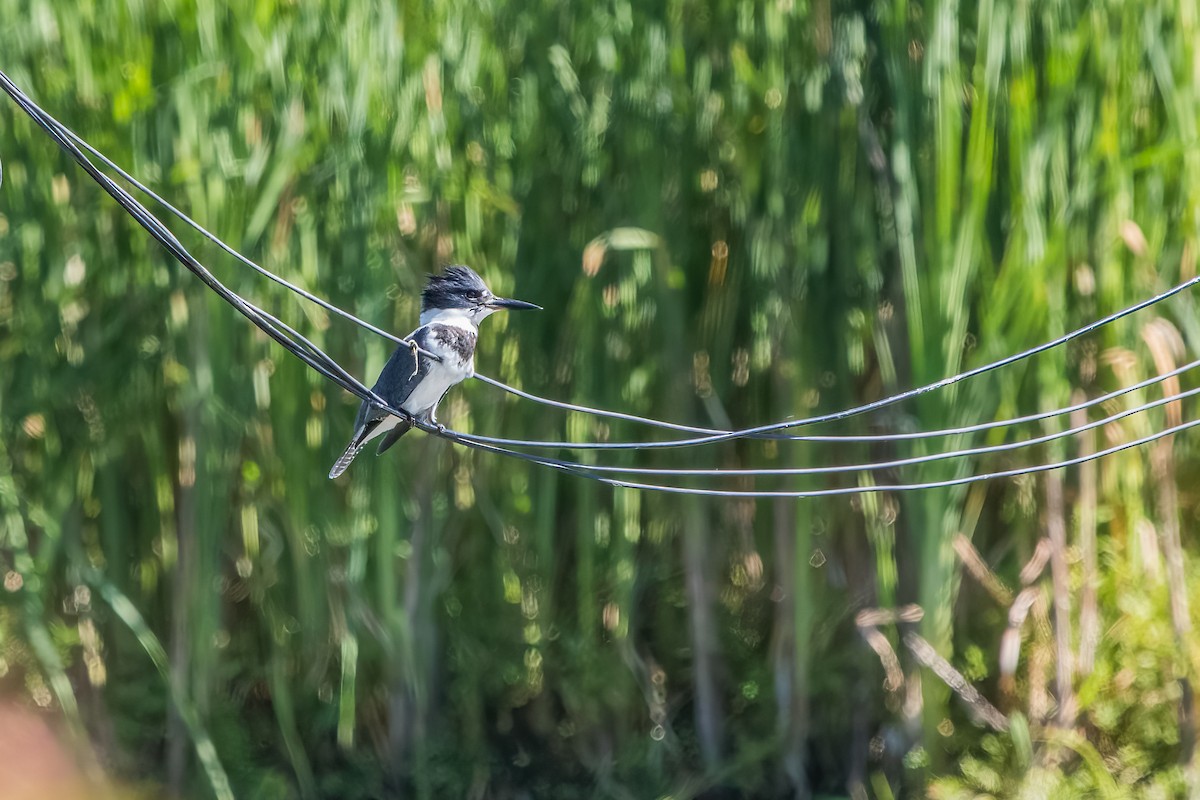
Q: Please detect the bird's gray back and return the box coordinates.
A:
[354,323,477,427]
[352,326,435,428]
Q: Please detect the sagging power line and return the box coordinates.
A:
[1,68,1194,497]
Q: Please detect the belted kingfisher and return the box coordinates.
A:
[328,265,540,479]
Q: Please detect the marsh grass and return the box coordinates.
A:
[2,0,1200,797]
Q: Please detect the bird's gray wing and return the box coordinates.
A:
[328,326,434,478]
[369,324,437,414]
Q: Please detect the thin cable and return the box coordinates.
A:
[465,361,1199,450]
[477,269,1200,446]
[0,73,389,412]
[13,68,1198,451]
[447,383,1197,477]
[549,416,1200,497]
[435,411,1200,497]
[26,89,441,362]
[0,71,613,487]
[64,111,1200,459]
[476,361,1198,443]
[5,70,1196,499]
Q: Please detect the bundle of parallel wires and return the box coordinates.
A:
[3,69,1199,499]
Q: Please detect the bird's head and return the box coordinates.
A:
[419,265,540,325]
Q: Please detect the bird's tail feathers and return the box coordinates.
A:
[328,440,366,479]
[330,414,417,479]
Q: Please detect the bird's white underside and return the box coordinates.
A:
[362,312,478,443]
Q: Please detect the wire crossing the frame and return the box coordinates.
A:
[2,68,1195,497]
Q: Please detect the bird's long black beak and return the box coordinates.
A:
[488,297,541,311]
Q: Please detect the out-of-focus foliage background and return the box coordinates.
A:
[2,0,1200,797]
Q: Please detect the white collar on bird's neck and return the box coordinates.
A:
[419,305,492,329]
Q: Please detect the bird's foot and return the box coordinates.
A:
[408,339,421,378]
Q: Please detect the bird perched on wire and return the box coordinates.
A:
[329,265,540,479]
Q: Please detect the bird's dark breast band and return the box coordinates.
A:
[432,324,477,362]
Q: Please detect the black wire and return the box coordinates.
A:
[20,96,442,361]
[474,360,1196,445]
[3,69,1195,498]
[457,362,1197,452]
[17,69,1198,456]
[0,70,622,485]
[11,72,1197,454]
[585,416,1200,498]
[464,384,1200,477]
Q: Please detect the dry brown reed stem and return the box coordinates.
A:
[900,631,1008,732]
[1027,599,1056,725]
[953,534,1012,605]
[854,606,916,695]
[1019,539,1052,586]
[1142,319,1195,766]
[998,540,1052,711]
[1142,319,1186,429]
[854,603,1010,736]
[855,605,925,627]
[1043,471,1076,727]
[855,606,924,695]
[859,627,905,694]
[948,531,1064,718]
[999,588,1039,698]
[1071,395,1100,675]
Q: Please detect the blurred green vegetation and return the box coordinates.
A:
[2,0,1200,797]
